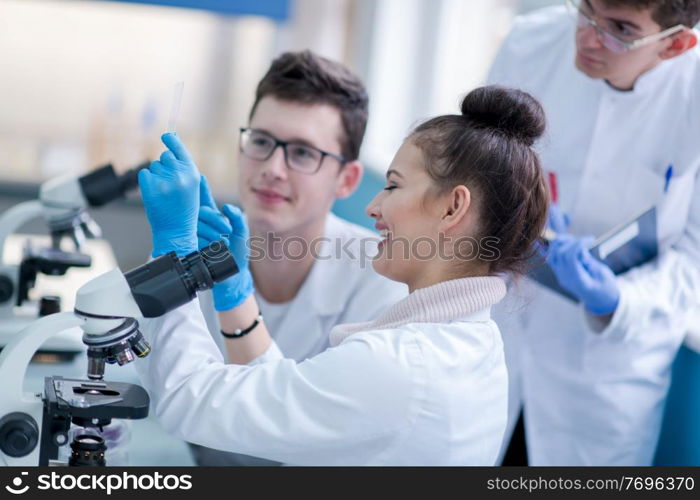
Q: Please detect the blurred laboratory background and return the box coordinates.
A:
[0,0,697,465]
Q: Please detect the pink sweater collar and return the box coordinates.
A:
[329,276,506,346]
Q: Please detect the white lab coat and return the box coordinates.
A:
[193,213,407,464]
[135,277,509,466]
[199,213,408,361]
[488,7,700,465]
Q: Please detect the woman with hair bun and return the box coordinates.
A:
[135,85,550,465]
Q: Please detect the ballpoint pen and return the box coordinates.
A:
[664,164,673,193]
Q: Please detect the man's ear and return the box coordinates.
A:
[660,28,697,60]
[334,160,363,199]
[441,185,471,232]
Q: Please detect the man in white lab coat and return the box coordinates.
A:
[488,0,700,465]
[191,51,407,465]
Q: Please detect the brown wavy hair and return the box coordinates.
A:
[410,86,550,276]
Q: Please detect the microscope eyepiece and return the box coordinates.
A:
[200,241,239,283]
[118,161,150,195]
[124,242,237,318]
[78,161,150,207]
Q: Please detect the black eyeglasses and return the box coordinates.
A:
[239,128,347,175]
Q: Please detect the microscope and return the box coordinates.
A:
[0,162,149,356]
[0,241,237,466]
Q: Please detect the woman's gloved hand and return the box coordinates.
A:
[197,175,254,311]
[138,133,200,257]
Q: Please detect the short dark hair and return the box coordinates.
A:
[410,86,549,276]
[250,50,369,161]
[601,0,700,28]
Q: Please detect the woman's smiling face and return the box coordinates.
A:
[365,140,446,287]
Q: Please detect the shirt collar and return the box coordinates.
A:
[328,276,507,346]
[601,52,683,96]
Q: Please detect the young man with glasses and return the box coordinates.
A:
[488,0,700,465]
[191,51,407,466]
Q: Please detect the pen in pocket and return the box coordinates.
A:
[664,164,673,193]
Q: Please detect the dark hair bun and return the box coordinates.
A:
[460,86,545,146]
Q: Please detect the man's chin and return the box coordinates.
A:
[246,210,284,234]
[575,56,608,80]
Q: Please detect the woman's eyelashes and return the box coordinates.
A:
[383,184,398,191]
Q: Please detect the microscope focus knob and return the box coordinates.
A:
[0,274,14,303]
[39,295,61,316]
[0,412,39,458]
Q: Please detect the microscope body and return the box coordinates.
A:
[0,269,143,467]
[0,244,237,466]
[0,163,148,354]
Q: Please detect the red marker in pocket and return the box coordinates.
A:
[548,171,558,204]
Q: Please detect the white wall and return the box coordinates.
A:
[0,0,560,187]
[354,0,517,173]
[0,0,276,188]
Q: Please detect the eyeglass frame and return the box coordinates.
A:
[567,0,686,53]
[238,127,348,175]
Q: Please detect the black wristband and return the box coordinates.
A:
[221,312,263,338]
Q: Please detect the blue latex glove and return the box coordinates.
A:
[548,204,571,234]
[535,204,571,258]
[138,133,200,257]
[198,175,254,311]
[547,233,620,315]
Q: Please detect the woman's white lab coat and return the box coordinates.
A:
[192,213,408,465]
[134,277,508,466]
[199,213,408,362]
[488,7,700,465]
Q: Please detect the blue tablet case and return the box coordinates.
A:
[529,206,658,303]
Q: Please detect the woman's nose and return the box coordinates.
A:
[365,192,381,219]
